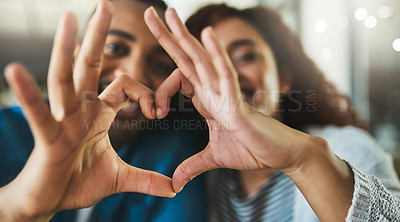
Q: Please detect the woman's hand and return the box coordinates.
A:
[144,7,315,192]
[145,7,355,221]
[0,2,174,221]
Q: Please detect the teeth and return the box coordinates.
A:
[122,100,138,112]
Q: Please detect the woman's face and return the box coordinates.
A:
[213,18,289,117]
[100,1,175,120]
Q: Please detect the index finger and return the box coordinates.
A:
[99,75,156,120]
[73,0,112,96]
[47,13,79,120]
[144,7,200,87]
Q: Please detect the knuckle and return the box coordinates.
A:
[192,55,207,66]
[82,57,102,70]
[115,74,130,83]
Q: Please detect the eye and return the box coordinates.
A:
[147,57,175,77]
[231,52,261,65]
[104,43,129,58]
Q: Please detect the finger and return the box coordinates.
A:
[5,63,60,145]
[172,146,219,193]
[98,75,156,119]
[201,27,242,101]
[116,162,176,198]
[47,12,79,120]
[201,27,239,84]
[73,38,81,68]
[144,7,200,86]
[155,69,194,119]
[164,8,219,89]
[73,0,112,96]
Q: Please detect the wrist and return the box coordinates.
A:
[282,135,330,177]
[282,135,355,221]
[0,184,52,222]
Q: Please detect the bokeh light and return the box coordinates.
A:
[377,6,394,19]
[364,16,377,29]
[354,8,368,21]
[315,19,327,33]
[393,38,400,52]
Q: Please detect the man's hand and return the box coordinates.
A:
[0,1,174,221]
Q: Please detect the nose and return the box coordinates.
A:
[114,53,150,87]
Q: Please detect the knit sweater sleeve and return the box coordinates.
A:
[346,164,400,222]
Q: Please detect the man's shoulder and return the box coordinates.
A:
[0,106,24,118]
[0,106,29,130]
[0,106,34,185]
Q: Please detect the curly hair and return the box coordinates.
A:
[110,0,167,10]
[186,4,366,130]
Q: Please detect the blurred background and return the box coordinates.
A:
[0,0,399,165]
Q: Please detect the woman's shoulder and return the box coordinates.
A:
[305,124,375,146]
[305,124,395,177]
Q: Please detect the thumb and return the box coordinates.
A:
[115,162,176,198]
[172,147,219,193]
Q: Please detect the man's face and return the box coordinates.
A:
[100,1,175,121]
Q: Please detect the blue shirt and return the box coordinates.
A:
[0,106,207,222]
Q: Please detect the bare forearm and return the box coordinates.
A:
[0,184,23,222]
[0,184,52,222]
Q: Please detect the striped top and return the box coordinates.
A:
[208,169,295,222]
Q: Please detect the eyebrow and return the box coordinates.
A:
[108,30,136,41]
[228,39,255,51]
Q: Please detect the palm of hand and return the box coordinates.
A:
[58,101,171,210]
[206,120,266,170]
[54,104,122,210]
[187,89,263,169]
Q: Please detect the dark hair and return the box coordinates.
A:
[186,4,366,130]
[110,0,167,10]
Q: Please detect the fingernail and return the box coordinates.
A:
[169,8,177,14]
[149,6,159,17]
[176,184,184,193]
[95,0,104,16]
[4,63,13,75]
[4,63,21,78]
[95,0,112,17]
[156,108,162,119]
[205,26,215,37]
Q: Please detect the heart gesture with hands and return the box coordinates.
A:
[0,2,355,222]
[145,8,355,222]
[0,1,175,221]
[144,7,317,193]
